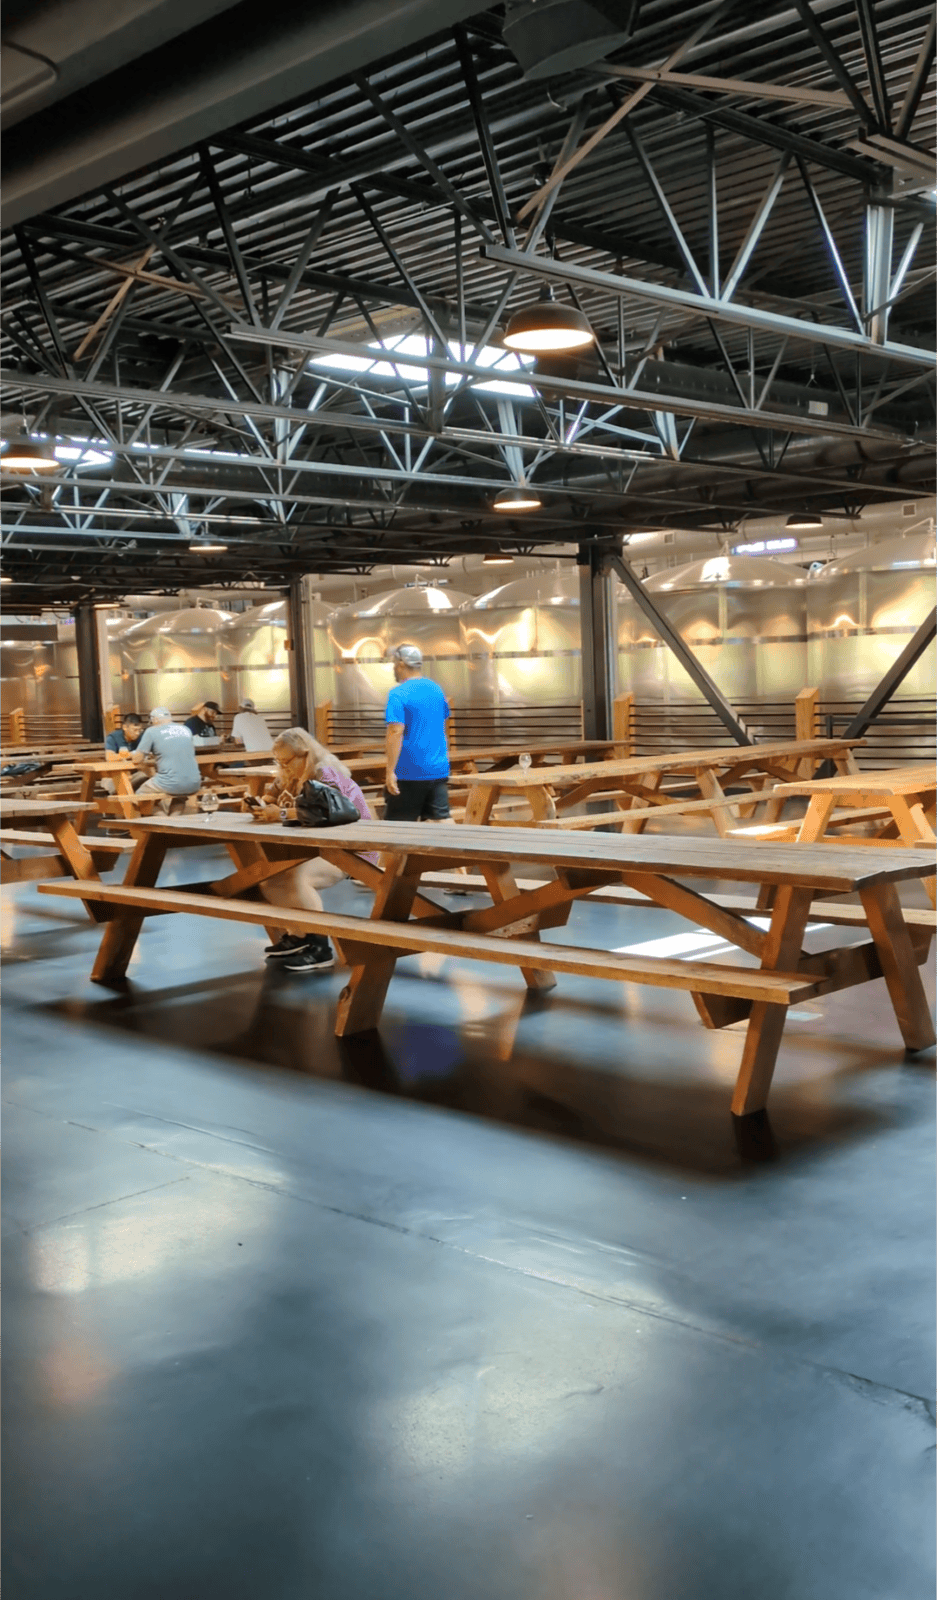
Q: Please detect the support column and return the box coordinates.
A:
[864,192,894,345]
[286,577,317,731]
[73,602,104,742]
[578,544,617,741]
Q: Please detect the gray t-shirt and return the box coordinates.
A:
[135,722,201,793]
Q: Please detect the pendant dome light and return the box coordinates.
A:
[0,436,61,473]
[493,485,542,512]
[503,286,594,355]
[785,511,824,530]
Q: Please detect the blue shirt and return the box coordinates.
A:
[105,729,141,755]
[135,722,201,793]
[386,676,450,781]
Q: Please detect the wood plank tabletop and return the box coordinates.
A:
[344,740,618,778]
[116,812,935,892]
[772,765,937,799]
[73,750,276,773]
[1,798,84,820]
[460,738,865,790]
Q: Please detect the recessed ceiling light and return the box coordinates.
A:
[493,485,542,512]
[503,288,594,354]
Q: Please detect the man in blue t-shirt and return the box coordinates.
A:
[384,644,451,821]
[103,711,147,793]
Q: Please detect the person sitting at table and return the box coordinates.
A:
[230,697,273,752]
[259,726,375,974]
[131,708,202,813]
[184,701,222,747]
[103,711,147,793]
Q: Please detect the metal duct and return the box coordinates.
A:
[502,0,630,79]
[1,0,485,225]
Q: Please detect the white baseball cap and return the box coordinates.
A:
[240,697,256,711]
[390,644,422,666]
[150,707,171,722]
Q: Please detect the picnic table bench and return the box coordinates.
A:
[38,813,934,1119]
[460,738,865,832]
[0,798,133,886]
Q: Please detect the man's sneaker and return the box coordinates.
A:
[264,933,310,960]
[284,939,336,974]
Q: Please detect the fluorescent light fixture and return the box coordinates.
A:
[306,335,535,397]
[503,288,594,354]
[786,512,824,530]
[493,485,542,512]
[0,574,12,584]
[190,540,228,553]
[733,538,799,554]
[1,437,60,473]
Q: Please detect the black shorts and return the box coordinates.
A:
[383,778,450,821]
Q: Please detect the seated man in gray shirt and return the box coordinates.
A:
[132,708,202,811]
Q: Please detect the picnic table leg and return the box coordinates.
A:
[731,885,814,1117]
[526,786,557,824]
[46,816,97,883]
[75,770,97,835]
[795,792,838,843]
[334,854,423,1035]
[697,769,736,838]
[887,796,937,907]
[463,783,497,826]
[115,770,140,821]
[859,881,935,1052]
[481,863,557,993]
[91,832,170,986]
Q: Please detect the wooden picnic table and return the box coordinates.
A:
[345,739,618,786]
[38,812,934,1120]
[0,797,131,886]
[748,765,937,906]
[72,752,276,827]
[460,738,865,834]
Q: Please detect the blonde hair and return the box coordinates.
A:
[271,726,350,787]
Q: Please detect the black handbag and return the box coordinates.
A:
[293,777,360,827]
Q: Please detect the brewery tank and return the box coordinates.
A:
[329,583,472,715]
[0,619,81,729]
[219,597,337,716]
[117,605,233,716]
[462,569,584,713]
[806,529,936,700]
[618,554,807,704]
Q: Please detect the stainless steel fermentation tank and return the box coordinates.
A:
[116,605,233,715]
[0,625,81,724]
[219,598,335,715]
[462,570,583,710]
[329,584,473,714]
[806,530,936,699]
[618,555,809,705]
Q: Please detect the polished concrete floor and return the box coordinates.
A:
[3,846,935,1599]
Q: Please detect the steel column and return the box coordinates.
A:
[610,553,750,745]
[864,200,896,344]
[74,602,105,742]
[286,576,317,730]
[578,545,618,742]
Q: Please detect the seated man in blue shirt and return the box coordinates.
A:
[104,711,147,793]
[384,644,451,821]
